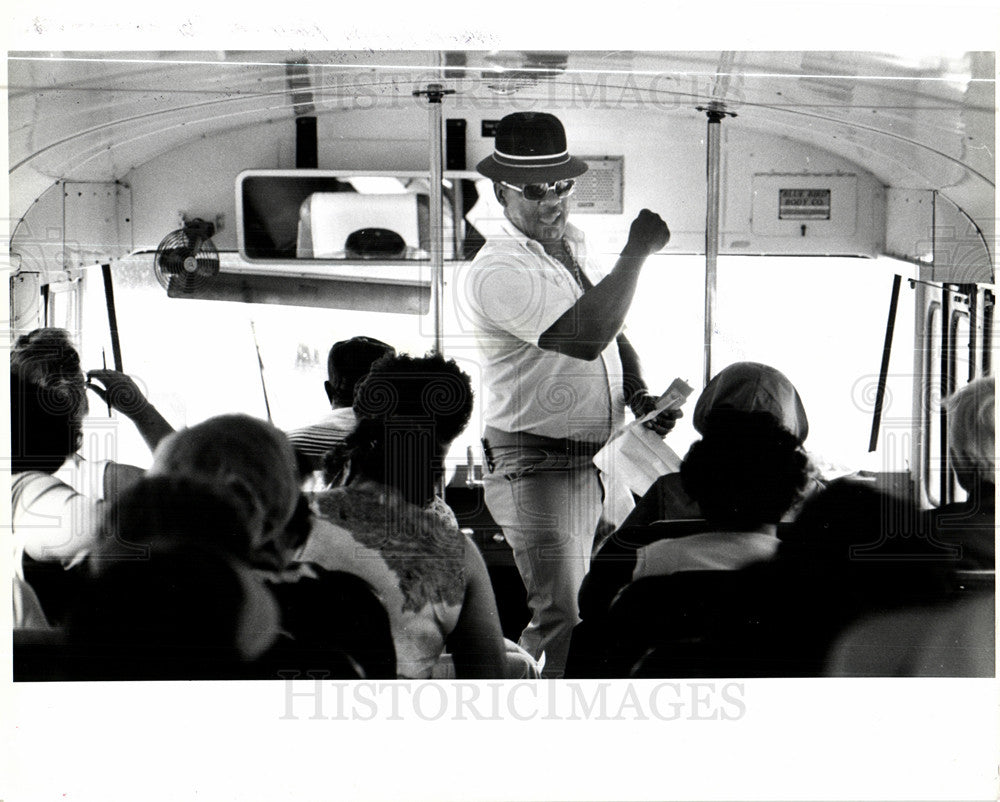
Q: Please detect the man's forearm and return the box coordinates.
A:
[538,252,647,360]
[617,332,649,406]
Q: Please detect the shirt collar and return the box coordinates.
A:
[486,215,586,256]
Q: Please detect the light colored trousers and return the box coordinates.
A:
[482,441,604,678]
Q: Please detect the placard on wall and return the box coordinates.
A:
[778,188,832,220]
[751,173,857,237]
[572,156,624,214]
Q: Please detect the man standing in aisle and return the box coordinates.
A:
[457,112,677,676]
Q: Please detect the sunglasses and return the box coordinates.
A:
[498,179,576,202]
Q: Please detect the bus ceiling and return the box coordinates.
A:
[9,51,995,298]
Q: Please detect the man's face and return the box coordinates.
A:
[497,182,571,244]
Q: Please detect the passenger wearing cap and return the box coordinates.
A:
[457,111,676,677]
[574,363,815,637]
[620,361,814,529]
[630,408,812,580]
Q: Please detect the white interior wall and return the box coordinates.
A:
[120,105,885,259]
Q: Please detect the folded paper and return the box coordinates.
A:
[595,378,695,520]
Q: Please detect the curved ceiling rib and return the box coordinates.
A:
[8,50,994,244]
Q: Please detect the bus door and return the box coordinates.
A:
[917,280,994,509]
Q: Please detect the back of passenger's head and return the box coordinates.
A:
[776,477,953,608]
[680,409,810,528]
[779,476,926,561]
[94,474,255,562]
[11,328,85,388]
[81,474,281,670]
[326,336,396,407]
[945,375,994,493]
[694,362,809,443]
[338,353,473,495]
[351,352,474,447]
[10,328,88,471]
[149,414,301,559]
[73,536,280,672]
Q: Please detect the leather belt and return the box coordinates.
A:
[482,425,605,458]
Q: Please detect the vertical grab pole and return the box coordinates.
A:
[101,263,124,371]
[414,83,455,502]
[704,114,721,388]
[697,104,735,388]
[414,83,455,357]
[429,95,445,357]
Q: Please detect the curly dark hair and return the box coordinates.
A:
[324,353,473,498]
[680,409,811,528]
[10,328,89,472]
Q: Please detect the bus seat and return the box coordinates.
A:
[447,484,530,641]
[297,193,420,258]
[572,567,851,679]
[344,227,406,258]
[14,626,365,681]
[578,518,709,624]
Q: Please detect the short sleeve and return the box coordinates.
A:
[12,472,102,564]
[464,250,576,346]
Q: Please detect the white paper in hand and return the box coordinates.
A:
[594,377,694,499]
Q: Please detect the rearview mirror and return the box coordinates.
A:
[236,170,486,262]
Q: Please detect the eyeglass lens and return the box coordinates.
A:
[520,180,575,201]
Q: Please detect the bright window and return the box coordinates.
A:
[625,254,917,474]
[77,252,918,478]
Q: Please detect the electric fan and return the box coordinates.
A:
[153,218,220,294]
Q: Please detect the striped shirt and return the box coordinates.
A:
[286,407,358,460]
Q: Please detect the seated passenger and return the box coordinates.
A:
[10,328,174,626]
[299,353,509,679]
[749,477,958,674]
[618,361,813,529]
[778,475,961,572]
[632,409,811,579]
[286,336,396,477]
[579,361,815,627]
[148,414,396,678]
[64,475,283,680]
[568,409,811,677]
[596,477,957,679]
[924,375,994,569]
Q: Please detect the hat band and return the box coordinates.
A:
[491,148,571,168]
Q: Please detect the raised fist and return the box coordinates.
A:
[623,209,670,258]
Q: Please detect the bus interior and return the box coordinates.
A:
[8,49,996,669]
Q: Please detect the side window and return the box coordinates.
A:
[76,256,437,470]
[714,256,916,474]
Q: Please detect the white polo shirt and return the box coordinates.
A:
[457,219,626,443]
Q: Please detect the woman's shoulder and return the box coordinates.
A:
[12,470,81,507]
[311,483,466,555]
